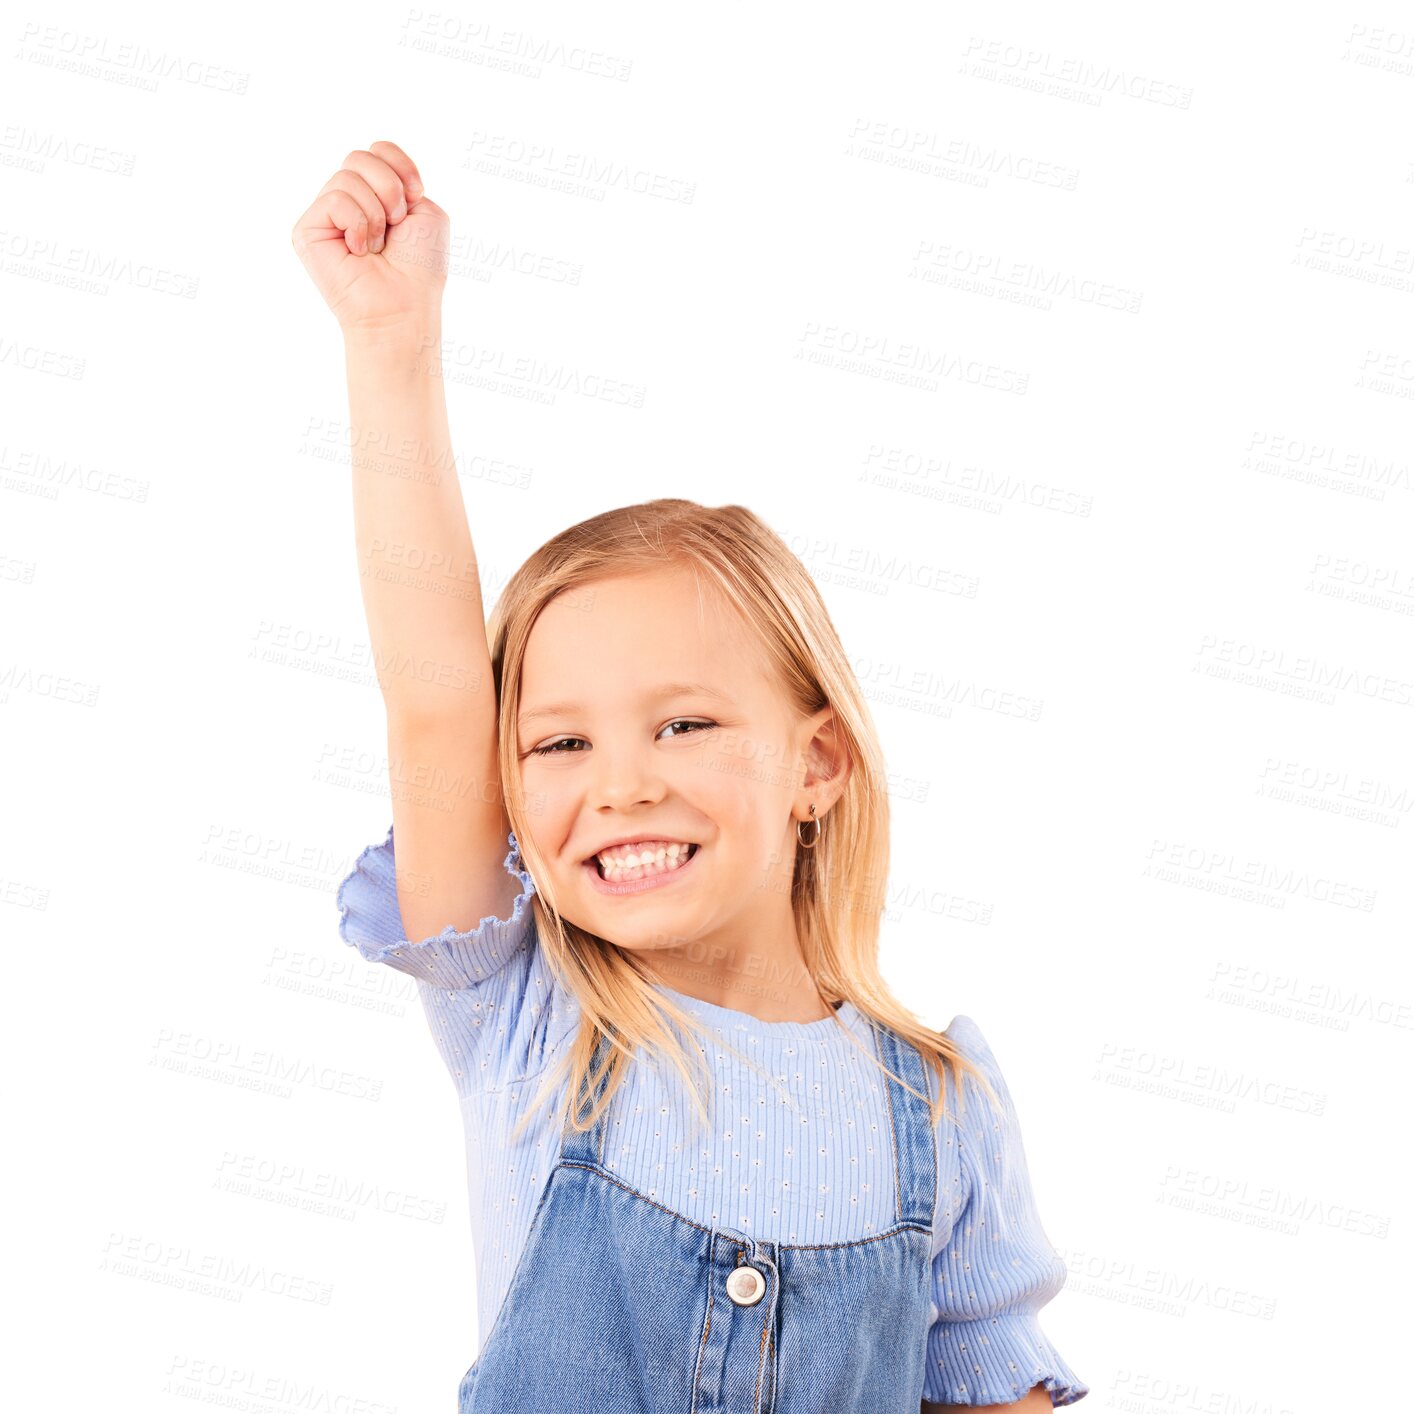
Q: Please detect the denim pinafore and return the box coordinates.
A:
[458,1015,938,1413]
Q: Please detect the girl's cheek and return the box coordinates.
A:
[698,739,747,782]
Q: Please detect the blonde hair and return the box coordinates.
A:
[490,498,998,1145]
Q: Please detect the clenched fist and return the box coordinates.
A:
[291,141,449,334]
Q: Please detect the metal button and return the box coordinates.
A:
[726,1263,766,1306]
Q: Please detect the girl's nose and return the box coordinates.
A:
[586,746,667,811]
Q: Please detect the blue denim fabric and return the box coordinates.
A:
[458,1021,937,1413]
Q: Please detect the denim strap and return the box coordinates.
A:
[559,1026,616,1167]
[871,1020,938,1231]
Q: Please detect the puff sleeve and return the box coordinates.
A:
[336,825,578,1091]
[925,1016,1089,1407]
[336,825,536,989]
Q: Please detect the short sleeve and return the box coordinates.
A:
[336,826,577,1093]
[925,1015,1089,1407]
[336,825,537,990]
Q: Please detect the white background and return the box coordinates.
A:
[5,2,1410,1410]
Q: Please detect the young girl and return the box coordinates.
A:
[295,142,1089,1413]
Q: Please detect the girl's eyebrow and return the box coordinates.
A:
[518,680,735,729]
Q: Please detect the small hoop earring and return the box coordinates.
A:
[797,803,821,849]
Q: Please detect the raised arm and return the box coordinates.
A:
[293,141,519,943]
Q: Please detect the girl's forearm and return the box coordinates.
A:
[343,324,494,723]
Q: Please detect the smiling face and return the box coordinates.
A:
[514,568,838,977]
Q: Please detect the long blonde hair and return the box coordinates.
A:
[490,499,997,1145]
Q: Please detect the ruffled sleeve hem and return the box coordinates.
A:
[924,1308,1089,1406]
[335,826,538,990]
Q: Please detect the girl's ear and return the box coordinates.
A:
[800,708,853,807]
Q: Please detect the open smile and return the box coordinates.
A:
[583,842,702,896]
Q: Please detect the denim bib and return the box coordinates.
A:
[459,1016,937,1413]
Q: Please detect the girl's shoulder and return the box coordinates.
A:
[936,1012,1008,1107]
[927,1012,1036,1165]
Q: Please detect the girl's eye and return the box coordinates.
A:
[526,720,716,757]
[528,737,586,757]
[660,718,716,741]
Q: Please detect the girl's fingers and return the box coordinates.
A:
[338,147,417,237]
[290,143,427,263]
[366,140,424,204]
[326,187,373,256]
[316,168,387,254]
[291,185,374,258]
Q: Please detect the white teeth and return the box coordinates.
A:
[595,841,696,880]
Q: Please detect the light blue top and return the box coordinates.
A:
[337,826,1089,1407]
